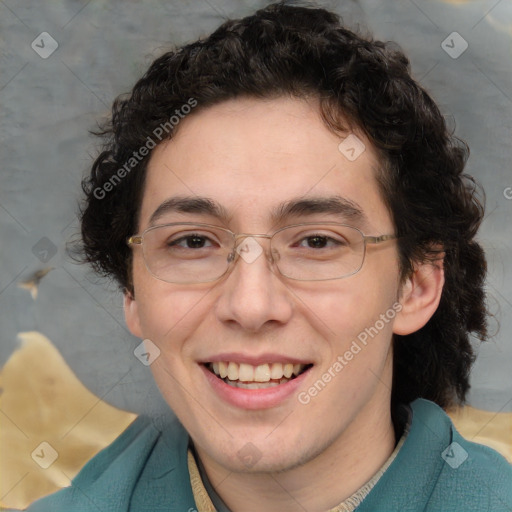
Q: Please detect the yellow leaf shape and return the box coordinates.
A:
[447,405,512,463]
[0,332,137,510]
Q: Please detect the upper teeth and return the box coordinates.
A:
[210,362,305,382]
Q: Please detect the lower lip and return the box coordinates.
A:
[201,364,311,410]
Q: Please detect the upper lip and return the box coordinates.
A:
[198,352,313,366]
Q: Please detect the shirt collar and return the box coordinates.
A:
[188,405,412,512]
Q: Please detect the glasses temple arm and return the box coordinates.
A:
[127,236,143,246]
[364,234,396,244]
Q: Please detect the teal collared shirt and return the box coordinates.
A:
[28,399,512,511]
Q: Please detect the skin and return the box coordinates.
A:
[125,96,444,512]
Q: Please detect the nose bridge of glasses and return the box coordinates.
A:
[233,233,272,241]
[230,232,279,264]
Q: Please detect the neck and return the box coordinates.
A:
[196,384,397,512]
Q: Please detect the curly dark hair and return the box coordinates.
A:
[79,2,487,409]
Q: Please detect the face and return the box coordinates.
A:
[125,96,403,474]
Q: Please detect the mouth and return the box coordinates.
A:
[204,361,313,389]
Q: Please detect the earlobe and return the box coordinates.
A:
[393,259,445,336]
[124,291,143,338]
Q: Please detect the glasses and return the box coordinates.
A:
[127,222,396,284]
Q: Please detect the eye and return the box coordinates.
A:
[300,235,332,249]
[295,234,346,249]
[168,234,216,249]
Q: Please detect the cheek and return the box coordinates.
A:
[131,260,203,340]
[310,281,398,401]
[134,272,216,347]
[294,272,399,344]
[135,285,211,342]
[302,276,400,384]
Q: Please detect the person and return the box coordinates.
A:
[28,2,512,511]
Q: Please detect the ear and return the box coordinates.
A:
[393,257,445,336]
[124,290,143,338]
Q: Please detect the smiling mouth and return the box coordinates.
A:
[205,361,312,389]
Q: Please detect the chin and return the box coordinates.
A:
[198,430,319,474]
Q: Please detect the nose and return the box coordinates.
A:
[214,236,293,333]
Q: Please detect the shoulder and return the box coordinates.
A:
[359,399,512,512]
[26,414,190,512]
[419,399,512,511]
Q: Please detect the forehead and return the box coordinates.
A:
[140,97,391,232]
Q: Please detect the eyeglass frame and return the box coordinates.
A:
[127,221,396,284]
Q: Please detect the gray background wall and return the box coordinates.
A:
[1,0,511,418]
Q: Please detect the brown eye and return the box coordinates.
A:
[168,234,214,249]
[305,236,328,248]
[295,235,345,249]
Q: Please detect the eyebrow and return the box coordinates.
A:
[271,196,368,228]
[149,197,231,226]
[148,195,368,229]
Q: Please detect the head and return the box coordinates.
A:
[79,2,487,474]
